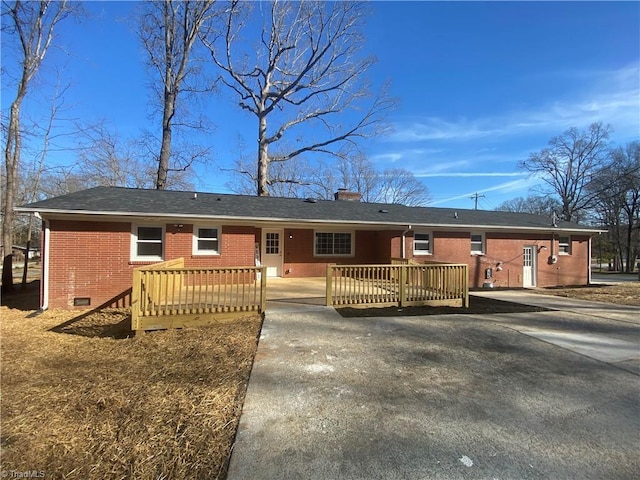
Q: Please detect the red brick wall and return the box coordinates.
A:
[48,219,132,309]
[281,228,399,277]
[408,231,590,288]
[46,220,258,309]
[46,219,592,309]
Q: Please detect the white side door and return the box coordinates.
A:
[523,246,535,287]
[262,229,283,277]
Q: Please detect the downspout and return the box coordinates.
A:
[37,213,49,311]
[401,225,412,259]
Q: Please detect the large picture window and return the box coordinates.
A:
[193,226,220,255]
[314,231,353,256]
[132,225,164,261]
[413,232,432,255]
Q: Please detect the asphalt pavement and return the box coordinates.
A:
[227,291,640,480]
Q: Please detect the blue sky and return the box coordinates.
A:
[3,1,639,210]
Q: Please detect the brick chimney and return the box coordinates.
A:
[334,188,362,202]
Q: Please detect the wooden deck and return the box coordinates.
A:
[327,263,469,308]
[131,260,468,332]
[131,259,266,333]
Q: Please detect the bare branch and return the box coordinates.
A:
[202,0,395,196]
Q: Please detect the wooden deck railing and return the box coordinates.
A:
[132,259,266,332]
[326,263,468,308]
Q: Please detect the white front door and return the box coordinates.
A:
[262,229,283,277]
[523,246,535,287]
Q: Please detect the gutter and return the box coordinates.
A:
[15,207,605,235]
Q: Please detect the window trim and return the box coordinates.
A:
[413,231,432,255]
[192,225,221,256]
[313,230,355,257]
[470,232,485,255]
[131,224,165,261]
[558,235,571,255]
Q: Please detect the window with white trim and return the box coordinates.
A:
[314,231,354,256]
[470,232,485,254]
[132,225,164,261]
[559,236,571,255]
[413,232,432,255]
[193,226,220,255]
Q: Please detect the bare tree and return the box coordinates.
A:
[203,0,395,196]
[334,154,380,202]
[16,75,74,288]
[377,168,431,206]
[1,0,76,293]
[589,141,640,272]
[303,154,430,205]
[519,122,611,222]
[227,136,313,197]
[40,122,196,195]
[496,195,562,217]
[138,0,218,190]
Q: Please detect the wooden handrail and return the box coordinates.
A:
[327,263,468,308]
[131,261,266,332]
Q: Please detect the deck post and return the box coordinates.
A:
[463,264,469,308]
[260,266,267,313]
[399,265,407,307]
[131,268,141,331]
[325,265,333,306]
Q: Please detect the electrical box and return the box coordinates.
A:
[485,268,493,279]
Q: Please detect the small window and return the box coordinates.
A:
[265,232,280,254]
[193,226,220,255]
[413,232,432,255]
[314,231,353,256]
[470,233,485,254]
[559,236,571,255]
[132,225,164,261]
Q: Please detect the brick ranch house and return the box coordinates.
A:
[16,186,602,310]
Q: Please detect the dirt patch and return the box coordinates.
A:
[337,294,551,318]
[1,305,263,480]
[535,282,640,306]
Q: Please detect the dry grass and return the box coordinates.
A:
[1,271,635,479]
[535,282,640,306]
[0,300,262,480]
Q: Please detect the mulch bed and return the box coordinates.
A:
[337,294,551,318]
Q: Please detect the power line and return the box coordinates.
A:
[470,192,485,210]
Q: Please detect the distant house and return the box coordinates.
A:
[16,186,602,309]
[1,245,41,262]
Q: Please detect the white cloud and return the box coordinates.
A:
[386,63,640,144]
[417,172,527,178]
[429,177,541,206]
[387,118,504,142]
[369,148,444,164]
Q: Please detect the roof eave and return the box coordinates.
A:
[15,206,604,234]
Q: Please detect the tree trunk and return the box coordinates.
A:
[625,221,633,273]
[156,90,175,190]
[2,100,24,294]
[257,114,269,196]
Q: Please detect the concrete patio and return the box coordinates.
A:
[228,286,640,480]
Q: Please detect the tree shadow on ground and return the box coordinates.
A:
[1,280,40,310]
[337,294,552,318]
[49,289,134,339]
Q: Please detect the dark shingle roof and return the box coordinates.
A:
[17,186,599,233]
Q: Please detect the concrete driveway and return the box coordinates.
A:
[227,292,640,480]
